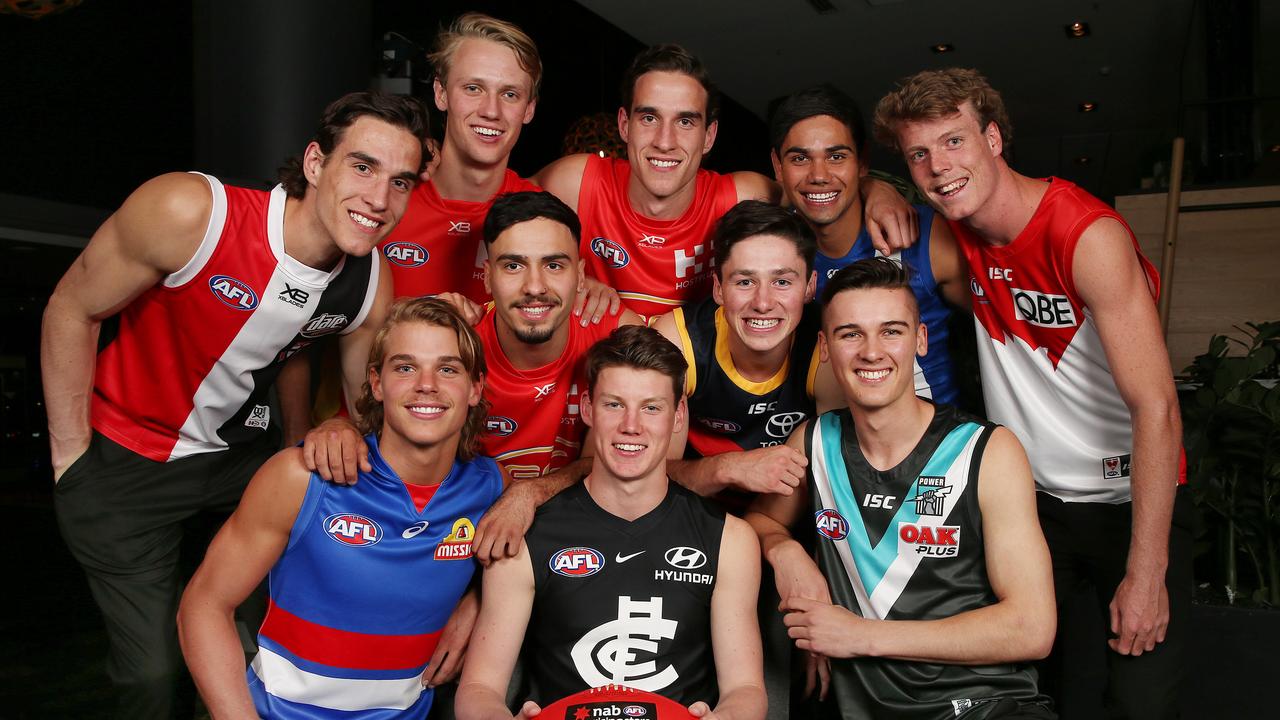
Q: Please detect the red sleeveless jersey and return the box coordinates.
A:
[379,170,539,303]
[576,156,738,317]
[475,308,621,479]
[92,174,379,462]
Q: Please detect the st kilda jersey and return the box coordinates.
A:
[807,405,1050,719]
[92,174,378,462]
[954,177,1181,503]
[673,297,820,456]
[524,481,724,706]
[577,155,738,317]
[475,307,621,478]
[379,170,539,303]
[251,434,502,718]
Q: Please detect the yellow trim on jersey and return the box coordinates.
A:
[714,307,789,395]
[618,291,682,306]
[672,307,698,396]
[495,446,554,461]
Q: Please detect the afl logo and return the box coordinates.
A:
[550,546,605,577]
[384,242,428,267]
[815,509,849,541]
[208,275,258,310]
[590,237,630,269]
[623,707,647,717]
[697,417,741,434]
[324,513,382,546]
[485,416,517,437]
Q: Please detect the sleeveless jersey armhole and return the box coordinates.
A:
[341,254,380,335]
[914,205,939,296]
[163,172,227,288]
[964,423,997,548]
[284,472,327,554]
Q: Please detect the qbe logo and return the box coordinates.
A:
[815,508,849,541]
[384,241,428,268]
[898,522,960,557]
[208,275,258,310]
[550,546,605,577]
[485,416,518,437]
[324,513,381,546]
[591,237,630,269]
[1010,287,1076,328]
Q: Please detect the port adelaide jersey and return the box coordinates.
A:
[524,482,725,706]
[92,174,378,462]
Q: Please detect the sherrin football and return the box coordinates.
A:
[537,684,697,720]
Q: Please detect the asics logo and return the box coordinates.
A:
[402,521,430,539]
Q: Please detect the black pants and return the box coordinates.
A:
[54,431,277,719]
[1035,489,1192,720]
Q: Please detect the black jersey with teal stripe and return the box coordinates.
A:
[806,405,1052,719]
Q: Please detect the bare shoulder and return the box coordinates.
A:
[731,171,779,203]
[533,154,591,208]
[722,512,762,554]
[649,310,681,342]
[114,172,215,272]
[239,447,315,525]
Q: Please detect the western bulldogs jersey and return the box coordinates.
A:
[250,434,503,719]
[379,170,539,303]
[807,406,1049,719]
[814,204,958,405]
[525,482,724,706]
[577,155,738,317]
[92,173,378,462]
[673,297,820,456]
[476,308,621,478]
[954,177,1179,503]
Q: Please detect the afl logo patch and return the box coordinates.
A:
[550,546,605,577]
[623,706,648,717]
[815,509,849,541]
[324,513,381,546]
[208,275,258,310]
[590,237,630,269]
[384,241,429,267]
[485,416,518,437]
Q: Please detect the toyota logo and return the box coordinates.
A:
[766,411,807,438]
[664,546,707,569]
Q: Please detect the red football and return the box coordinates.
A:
[537,684,697,720]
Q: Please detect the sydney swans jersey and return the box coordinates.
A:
[525,482,723,706]
[673,297,819,456]
[379,170,539,303]
[808,406,1048,719]
[955,178,1169,503]
[577,155,738,316]
[92,174,378,462]
[476,308,621,478]
[250,435,503,718]
[813,204,958,405]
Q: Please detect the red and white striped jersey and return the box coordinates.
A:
[91,174,379,462]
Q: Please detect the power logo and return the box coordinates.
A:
[550,546,605,577]
[591,237,630,269]
[898,522,960,557]
[384,242,428,268]
[434,518,476,560]
[324,513,381,546]
[815,509,849,541]
[208,275,258,310]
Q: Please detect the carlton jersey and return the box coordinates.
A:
[577,155,738,317]
[954,177,1176,503]
[250,434,503,719]
[814,204,958,405]
[672,297,820,456]
[476,308,621,479]
[379,170,539,303]
[524,481,723,706]
[807,406,1050,719]
[92,174,378,462]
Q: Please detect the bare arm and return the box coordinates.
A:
[1073,217,1181,656]
[782,427,1056,664]
[41,172,211,479]
[731,171,780,204]
[455,543,537,720]
[926,214,971,310]
[861,177,919,254]
[471,457,591,565]
[177,448,311,719]
[533,153,590,212]
[277,352,313,447]
[338,252,393,420]
[695,515,766,720]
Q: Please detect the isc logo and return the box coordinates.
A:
[591,237,630,269]
[208,275,258,310]
[384,242,429,267]
[899,522,960,557]
[549,546,605,577]
[1010,287,1076,328]
[485,416,517,437]
[814,509,849,541]
[324,513,382,546]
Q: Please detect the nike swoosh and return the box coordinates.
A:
[615,551,645,563]
[402,521,429,539]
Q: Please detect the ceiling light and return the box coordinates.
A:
[1065,21,1091,38]
[1078,101,1098,112]
[1270,144,1280,153]
[931,43,954,54]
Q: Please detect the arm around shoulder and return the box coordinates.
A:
[731,171,779,204]
[533,154,590,211]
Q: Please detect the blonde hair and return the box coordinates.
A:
[429,12,542,98]
[873,68,1013,158]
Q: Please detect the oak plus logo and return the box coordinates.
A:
[571,596,679,691]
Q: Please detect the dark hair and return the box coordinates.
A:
[482,190,581,245]
[712,200,817,278]
[586,325,687,403]
[872,68,1013,158]
[620,44,720,123]
[278,91,433,198]
[820,257,920,320]
[769,84,866,154]
[355,297,489,461]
